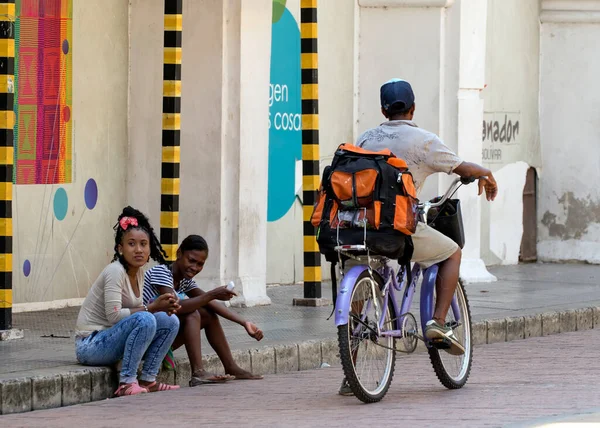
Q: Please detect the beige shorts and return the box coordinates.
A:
[411,222,459,268]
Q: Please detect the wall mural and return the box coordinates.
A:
[267,0,302,222]
[14,0,73,185]
[10,1,99,300]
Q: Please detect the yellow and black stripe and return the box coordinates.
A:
[161,0,182,262]
[301,0,321,299]
[0,0,14,330]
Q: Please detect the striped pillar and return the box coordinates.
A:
[161,0,182,262]
[0,0,14,330]
[301,0,321,299]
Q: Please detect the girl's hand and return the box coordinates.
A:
[244,321,264,341]
[149,293,180,314]
[209,286,237,302]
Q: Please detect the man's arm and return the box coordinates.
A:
[453,161,498,201]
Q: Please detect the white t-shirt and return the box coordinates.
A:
[356,120,463,195]
[75,261,143,337]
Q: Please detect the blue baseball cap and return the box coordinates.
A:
[380,79,415,111]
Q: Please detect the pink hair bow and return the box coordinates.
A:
[119,216,138,230]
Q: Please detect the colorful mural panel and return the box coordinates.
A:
[14,0,73,184]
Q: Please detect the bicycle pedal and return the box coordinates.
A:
[431,338,451,350]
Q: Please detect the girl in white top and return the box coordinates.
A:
[75,207,181,396]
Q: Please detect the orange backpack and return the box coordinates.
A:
[311,144,418,261]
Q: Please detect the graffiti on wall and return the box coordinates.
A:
[14,0,73,184]
[267,0,301,222]
[482,112,520,164]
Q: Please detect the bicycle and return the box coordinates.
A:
[331,176,475,403]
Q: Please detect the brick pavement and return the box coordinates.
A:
[2,329,599,427]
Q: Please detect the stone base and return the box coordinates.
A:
[292,298,333,307]
[459,258,497,284]
[229,294,272,308]
[0,328,25,341]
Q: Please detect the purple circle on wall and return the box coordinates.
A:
[62,39,69,55]
[23,260,31,277]
[84,178,98,210]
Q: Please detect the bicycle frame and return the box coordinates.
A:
[334,261,462,343]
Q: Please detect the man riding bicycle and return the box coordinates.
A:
[339,78,497,395]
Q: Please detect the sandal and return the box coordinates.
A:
[189,373,235,387]
[142,381,180,392]
[114,382,148,397]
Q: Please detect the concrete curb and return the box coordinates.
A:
[1,306,598,415]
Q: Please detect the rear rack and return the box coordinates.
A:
[333,244,367,252]
[335,207,368,251]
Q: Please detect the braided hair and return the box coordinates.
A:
[112,206,168,270]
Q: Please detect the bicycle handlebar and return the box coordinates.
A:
[418,176,484,213]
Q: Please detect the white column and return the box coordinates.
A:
[221,0,273,307]
[454,0,496,283]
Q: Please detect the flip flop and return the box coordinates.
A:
[189,374,235,387]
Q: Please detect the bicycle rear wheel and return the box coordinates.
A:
[428,281,473,389]
[337,271,396,403]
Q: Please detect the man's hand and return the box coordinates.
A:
[208,286,237,302]
[454,161,498,202]
[478,173,498,201]
[244,321,264,341]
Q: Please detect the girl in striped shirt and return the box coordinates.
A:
[144,235,264,386]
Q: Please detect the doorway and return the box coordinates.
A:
[519,167,537,262]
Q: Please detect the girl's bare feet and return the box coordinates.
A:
[226,367,263,380]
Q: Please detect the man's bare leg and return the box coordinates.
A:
[433,248,462,324]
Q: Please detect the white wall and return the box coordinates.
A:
[266,0,356,284]
[538,12,600,263]
[128,0,225,285]
[129,0,273,305]
[480,0,540,265]
[14,0,129,305]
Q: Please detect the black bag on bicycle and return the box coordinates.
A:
[427,197,466,249]
[310,144,418,263]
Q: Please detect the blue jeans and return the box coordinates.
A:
[75,311,179,384]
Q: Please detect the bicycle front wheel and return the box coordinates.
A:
[338,271,396,403]
[428,281,473,389]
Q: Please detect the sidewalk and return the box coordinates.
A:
[1,263,599,415]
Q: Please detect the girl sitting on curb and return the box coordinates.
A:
[143,234,264,386]
[75,207,181,396]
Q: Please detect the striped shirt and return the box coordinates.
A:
[142,264,199,305]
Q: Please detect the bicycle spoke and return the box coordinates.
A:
[345,277,394,394]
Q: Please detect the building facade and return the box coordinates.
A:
[9,0,600,311]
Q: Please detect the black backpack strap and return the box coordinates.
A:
[326,261,338,321]
[399,236,414,288]
[330,262,338,306]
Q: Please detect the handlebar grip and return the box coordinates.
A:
[460,176,477,184]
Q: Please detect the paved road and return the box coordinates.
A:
[3,330,599,427]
